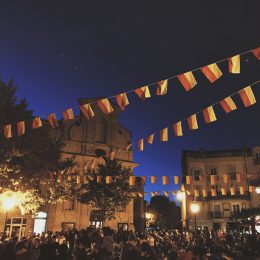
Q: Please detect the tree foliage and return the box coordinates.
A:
[0,78,74,214]
[78,157,135,221]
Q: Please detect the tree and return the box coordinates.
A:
[148,196,180,228]
[78,157,135,223]
[0,78,74,214]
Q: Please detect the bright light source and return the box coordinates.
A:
[190,203,200,214]
[2,196,17,211]
[255,187,260,194]
[176,191,184,201]
[145,212,153,220]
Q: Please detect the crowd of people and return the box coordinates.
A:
[0,226,259,260]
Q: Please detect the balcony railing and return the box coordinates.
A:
[209,211,242,219]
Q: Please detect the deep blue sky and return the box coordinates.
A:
[0,1,259,201]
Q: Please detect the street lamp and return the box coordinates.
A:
[255,187,260,194]
[2,195,17,236]
[176,191,184,201]
[190,202,200,231]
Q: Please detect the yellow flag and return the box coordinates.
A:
[3,124,12,138]
[138,139,144,151]
[239,186,245,195]
[47,113,59,128]
[17,121,25,136]
[151,176,157,184]
[230,187,235,196]
[174,176,179,185]
[211,189,217,197]
[106,176,112,184]
[129,176,136,186]
[160,127,168,142]
[164,191,169,197]
[32,117,42,129]
[186,176,192,185]
[201,63,222,83]
[156,80,168,95]
[202,189,208,198]
[162,176,169,185]
[62,108,74,120]
[177,71,197,91]
[221,187,227,196]
[228,55,240,74]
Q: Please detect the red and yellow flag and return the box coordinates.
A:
[220,96,237,113]
[156,80,168,95]
[3,124,12,138]
[186,190,191,196]
[173,121,183,137]
[211,189,217,197]
[17,121,25,136]
[151,176,157,184]
[210,175,217,185]
[202,189,208,198]
[228,55,240,74]
[249,186,255,193]
[252,47,260,60]
[47,113,59,128]
[199,175,204,182]
[142,176,147,183]
[221,187,227,196]
[80,104,95,119]
[116,93,129,110]
[239,186,245,195]
[134,86,151,100]
[32,117,42,129]
[106,176,112,184]
[147,133,154,144]
[236,173,241,182]
[239,86,256,107]
[223,174,230,184]
[174,176,179,185]
[162,176,169,185]
[97,176,102,183]
[203,106,217,124]
[194,190,199,197]
[187,114,198,130]
[160,127,168,142]
[62,108,74,120]
[177,71,197,91]
[186,176,192,185]
[201,63,222,83]
[138,139,144,151]
[97,98,114,114]
[129,176,136,186]
[138,192,143,198]
[230,187,235,195]
[164,191,169,197]
[151,192,155,197]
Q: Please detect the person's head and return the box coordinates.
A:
[128,234,137,246]
[102,227,112,237]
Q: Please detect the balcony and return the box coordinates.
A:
[209,211,225,218]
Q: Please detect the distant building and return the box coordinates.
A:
[181,147,260,232]
[0,98,144,239]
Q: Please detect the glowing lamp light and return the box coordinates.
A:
[256,187,260,194]
[176,191,184,201]
[2,196,17,211]
[145,212,153,220]
[190,203,200,214]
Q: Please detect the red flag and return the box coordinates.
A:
[239,86,256,107]
[62,108,74,120]
[174,176,179,185]
[97,98,114,114]
[17,121,25,136]
[203,106,217,123]
[177,71,197,91]
[32,117,42,129]
[151,176,157,184]
[201,63,222,83]
[116,93,129,110]
[129,176,136,186]
[220,97,237,113]
[80,104,95,119]
[47,113,59,128]
[252,47,260,60]
[156,80,168,95]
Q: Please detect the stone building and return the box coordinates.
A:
[0,98,144,239]
[181,147,260,232]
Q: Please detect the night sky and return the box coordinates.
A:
[0,1,259,201]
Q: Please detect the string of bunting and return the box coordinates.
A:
[133,80,259,152]
[2,47,259,138]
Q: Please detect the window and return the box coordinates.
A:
[228,166,236,180]
[210,168,217,175]
[191,169,201,181]
[62,222,75,231]
[232,204,240,214]
[214,204,221,213]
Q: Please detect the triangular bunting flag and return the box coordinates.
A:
[202,189,208,198]
[174,176,179,185]
[228,55,240,74]
[97,98,114,114]
[138,139,144,151]
[239,86,256,107]
[164,191,169,197]
[220,96,237,113]
[201,63,222,83]
[151,176,157,184]
[116,93,129,110]
[252,47,260,60]
[162,176,169,185]
[186,176,192,185]
[156,80,168,95]
[106,176,112,184]
[80,104,95,119]
[203,106,217,123]
[221,187,227,196]
[134,86,151,100]
[177,71,197,91]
